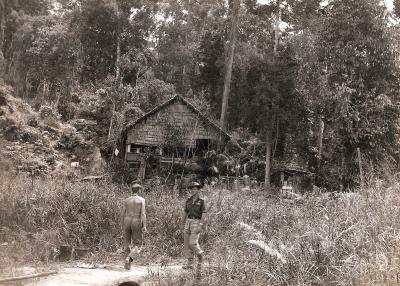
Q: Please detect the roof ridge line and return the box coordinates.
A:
[127,95,231,139]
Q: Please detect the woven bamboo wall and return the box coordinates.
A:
[127,101,222,147]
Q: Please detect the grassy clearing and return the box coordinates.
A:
[0,175,185,271]
[1,175,400,285]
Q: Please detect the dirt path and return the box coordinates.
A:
[3,264,182,286]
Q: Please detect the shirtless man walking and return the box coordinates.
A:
[121,183,147,269]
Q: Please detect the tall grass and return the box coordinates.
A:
[0,175,185,269]
[149,181,400,286]
[2,175,400,285]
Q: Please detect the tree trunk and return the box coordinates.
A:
[264,113,274,190]
[135,70,140,98]
[220,0,240,132]
[276,122,286,157]
[181,0,193,92]
[0,0,5,52]
[273,118,279,158]
[108,101,115,139]
[116,33,121,84]
[340,154,345,192]
[264,0,280,190]
[317,117,324,167]
[115,3,121,86]
[357,147,364,187]
[6,39,15,77]
[273,3,280,56]
[264,132,272,189]
[185,0,193,44]
[67,63,76,120]
[182,64,186,91]
[0,271,58,283]
[42,78,47,100]
[24,73,28,101]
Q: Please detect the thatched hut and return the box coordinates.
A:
[125,95,230,180]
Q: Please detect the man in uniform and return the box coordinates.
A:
[182,182,207,270]
[121,183,147,269]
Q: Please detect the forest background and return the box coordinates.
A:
[2,0,400,189]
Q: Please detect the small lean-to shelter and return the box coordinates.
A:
[125,95,231,180]
[272,158,314,193]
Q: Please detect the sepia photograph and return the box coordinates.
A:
[0,0,399,285]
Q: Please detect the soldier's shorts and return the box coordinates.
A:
[184,218,204,259]
[123,217,143,251]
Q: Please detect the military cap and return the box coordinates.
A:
[131,183,143,190]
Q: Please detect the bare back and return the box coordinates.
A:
[122,194,146,251]
[124,195,145,219]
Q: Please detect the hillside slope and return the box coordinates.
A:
[0,84,104,177]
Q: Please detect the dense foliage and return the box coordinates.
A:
[1,0,400,189]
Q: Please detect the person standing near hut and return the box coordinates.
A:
[121,183,147,269]
[182,182,207,270]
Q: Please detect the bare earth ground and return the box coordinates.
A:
[1,261,184,286]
